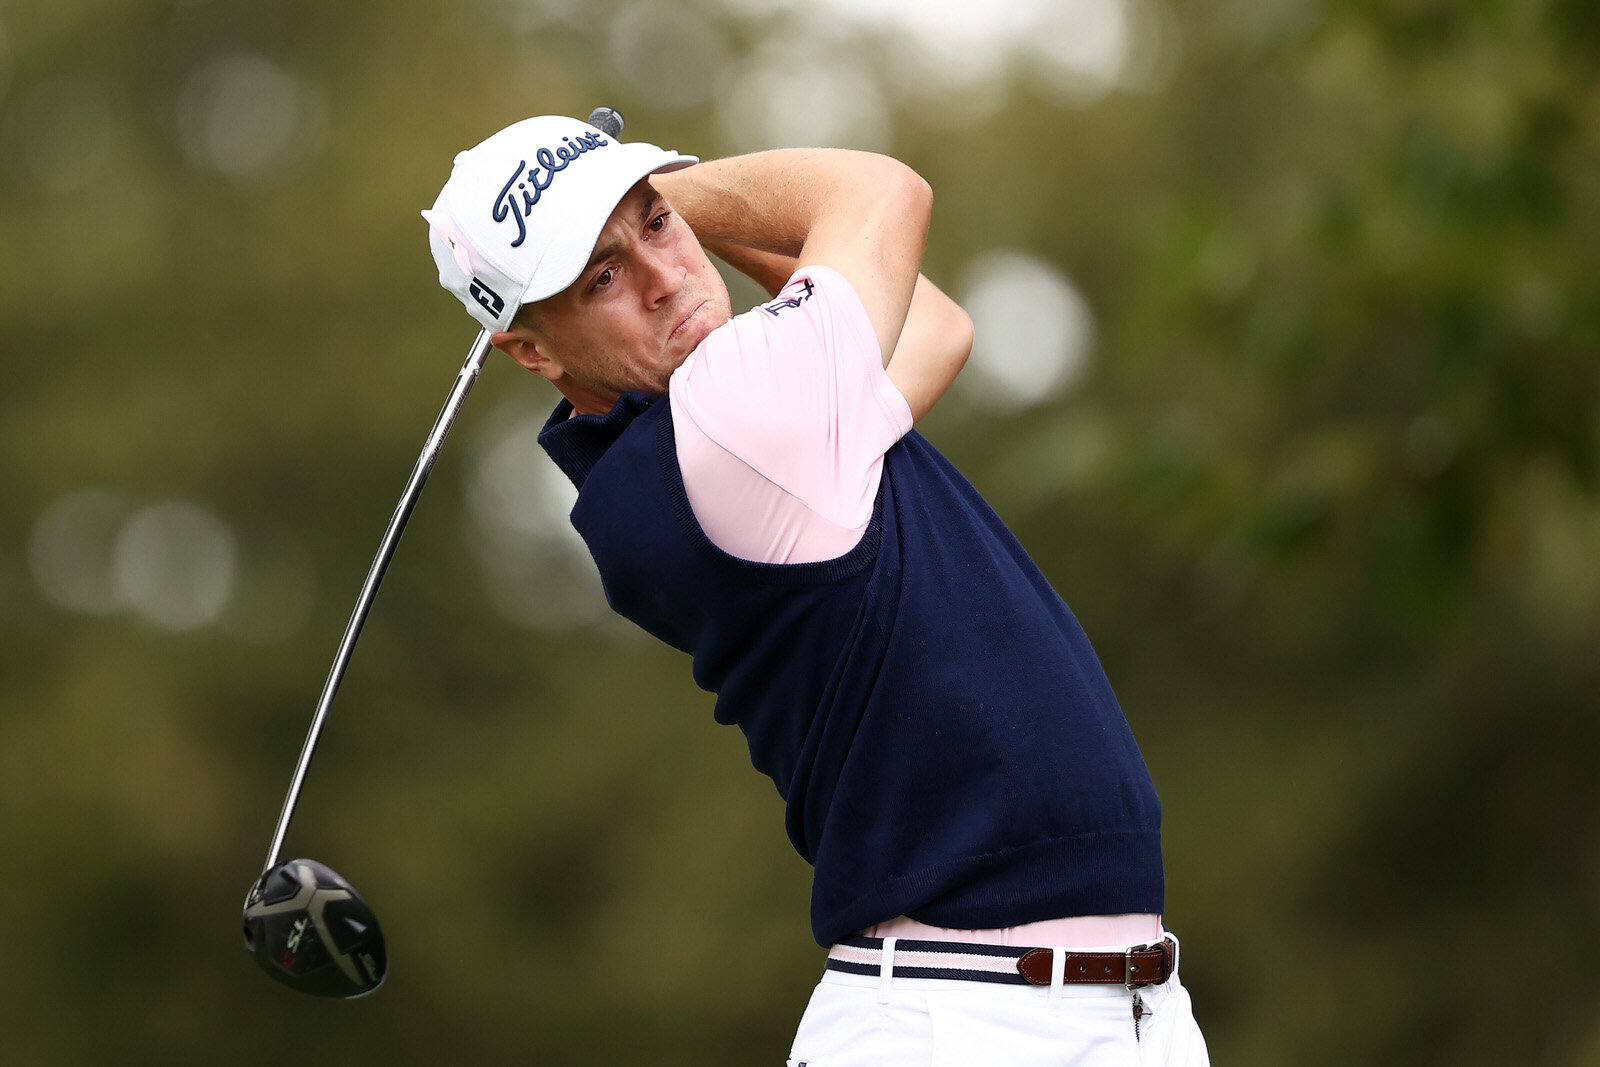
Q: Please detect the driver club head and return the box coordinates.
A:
[243,858,387,998]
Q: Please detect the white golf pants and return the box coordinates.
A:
[787,943,1209,1066]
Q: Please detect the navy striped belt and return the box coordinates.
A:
[826,934,1176,988]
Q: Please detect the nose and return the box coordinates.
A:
[640,246,687,309]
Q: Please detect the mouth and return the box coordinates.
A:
[669,300,708,345]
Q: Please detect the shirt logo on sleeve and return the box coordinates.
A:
[761,278,815,316]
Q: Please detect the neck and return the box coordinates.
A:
[557,380,621,417]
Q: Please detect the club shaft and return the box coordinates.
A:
[262,329,494,873]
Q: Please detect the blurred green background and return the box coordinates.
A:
[3,0,1598,1062]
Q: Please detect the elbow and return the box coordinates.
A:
[868,155,932,233]
[888,286,975,423]
[894,163,934,232]
[925,299,974,413]
[903,163,933,211]
[932,297,973,384]
[949,303,974,374]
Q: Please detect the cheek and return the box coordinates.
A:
[588,310,640,350]
[701,263,733,320]
[672,230,712,272]
[683,247,725,300]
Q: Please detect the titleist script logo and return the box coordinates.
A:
[493,132,610,248]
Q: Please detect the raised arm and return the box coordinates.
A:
[705,243,972,422]
[652,149,930,372]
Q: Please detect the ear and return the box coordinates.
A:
[491,330,561,382]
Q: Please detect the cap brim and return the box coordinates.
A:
[518,147,698,306]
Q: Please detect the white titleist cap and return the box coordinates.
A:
[423,115,696,332]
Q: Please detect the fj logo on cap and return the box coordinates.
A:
[469,277,505,318]
[492,132,611,248]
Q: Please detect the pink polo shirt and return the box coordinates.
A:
[669,265,913,564]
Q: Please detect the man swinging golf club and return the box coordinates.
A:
[422,111,1209,1064]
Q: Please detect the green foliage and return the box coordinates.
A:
[2,0,1597,1062]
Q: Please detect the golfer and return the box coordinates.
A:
[423,113,1208,1064]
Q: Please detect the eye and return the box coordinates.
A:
[593,266,615,290]
[647,210,670,234]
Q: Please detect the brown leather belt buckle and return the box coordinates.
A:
[1015,938,1173,988]
[1125,939,1173,988]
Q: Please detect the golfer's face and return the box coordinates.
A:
[530,180,731,408]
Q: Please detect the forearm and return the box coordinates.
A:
[653,149,931,361]
[654,149,920,256]
[707,244,794,299]
[887,275,972,421]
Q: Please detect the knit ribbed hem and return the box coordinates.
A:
[810,829,1165,948]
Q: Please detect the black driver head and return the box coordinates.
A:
[243,858,387,998]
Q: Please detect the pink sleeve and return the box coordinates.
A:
[668,265,914,564]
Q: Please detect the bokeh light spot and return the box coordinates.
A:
[28,489,131,616]
[716,44,890,153]
[958,250,1096,410]
[718,0,1178,107]
[112,500,237,631]
[174,52,328,187]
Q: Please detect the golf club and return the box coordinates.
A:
[244,106,625,998]
[244,327,493,997]
[588,105,624,138]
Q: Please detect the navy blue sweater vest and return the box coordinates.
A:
[539,393,1163,946]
